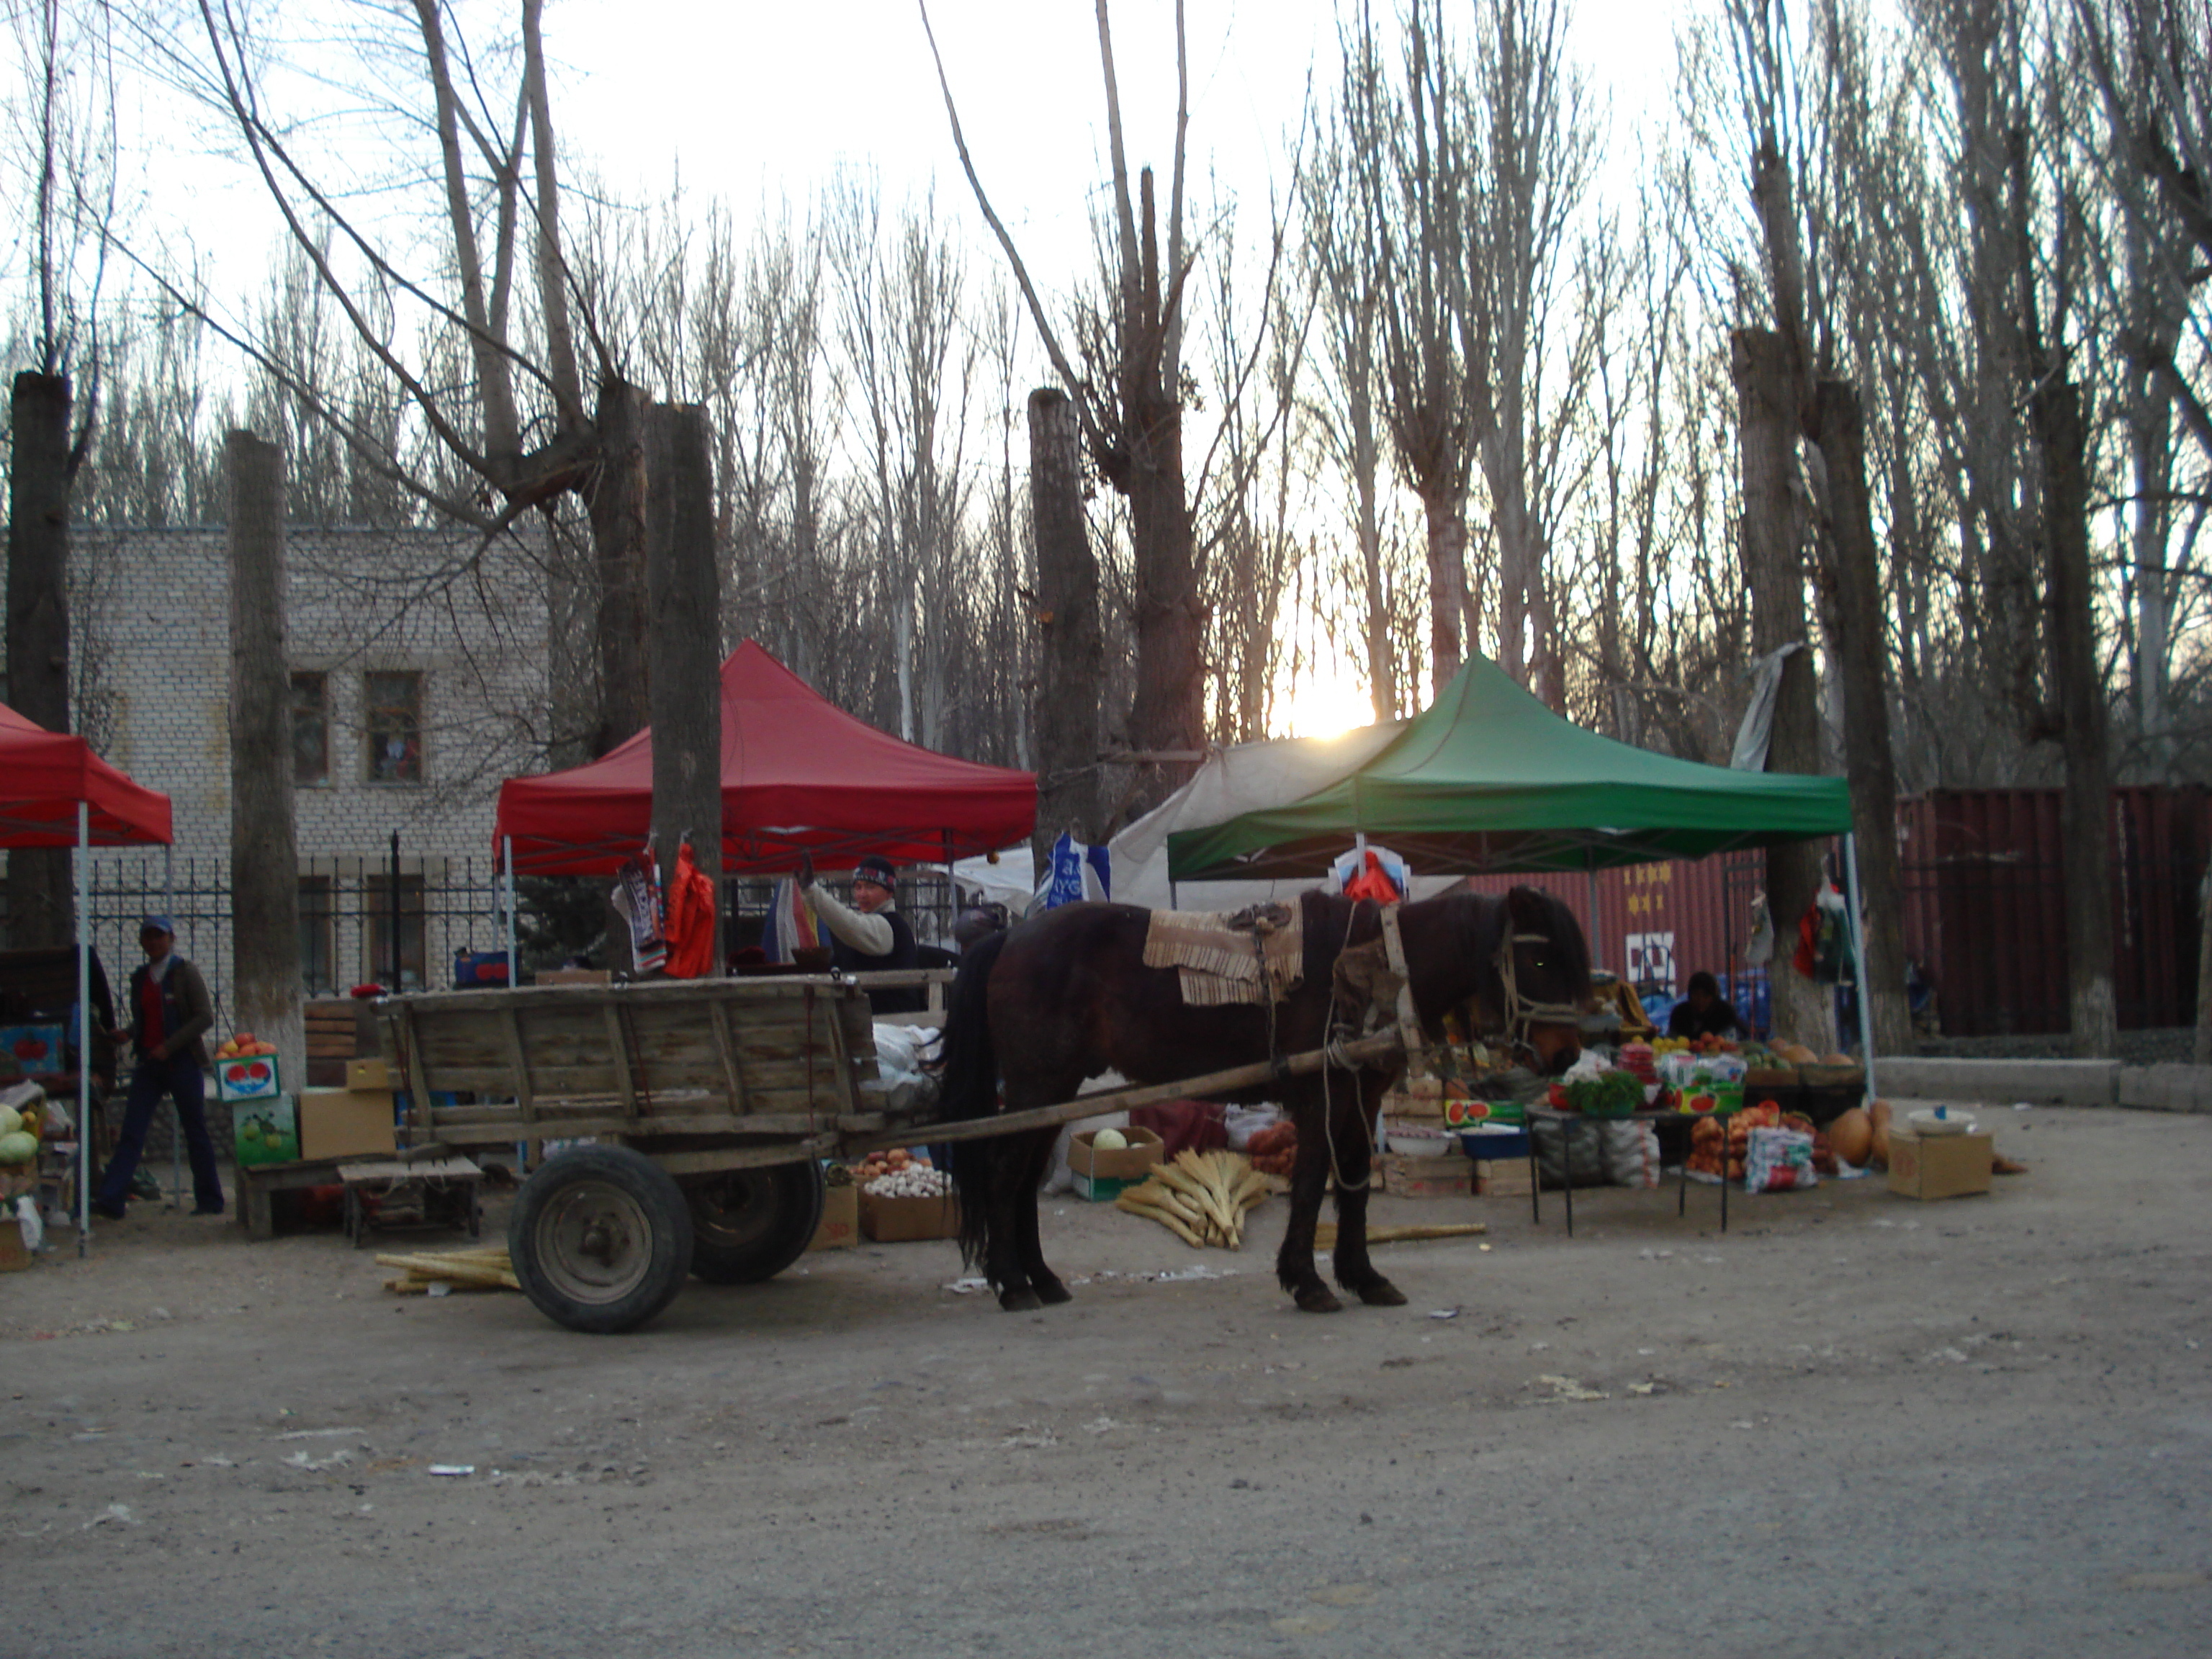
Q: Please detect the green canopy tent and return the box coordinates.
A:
[1168,653,1853,878]
[1166,652,1874,1084]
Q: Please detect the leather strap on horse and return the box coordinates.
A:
[1377,902,1428,1076]
[1497,927,1585,1061]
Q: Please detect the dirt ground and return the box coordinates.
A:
[6,1100,2210,1659]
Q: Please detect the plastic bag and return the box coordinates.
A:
[1341,850,1406,905]
[1745,1126,1818,1193]
[1601,1121,1663,1189]
[760,876,821,965]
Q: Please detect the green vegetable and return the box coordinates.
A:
[1565,1069,1645,1118]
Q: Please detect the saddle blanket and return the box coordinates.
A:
[1141,903,1305,1007]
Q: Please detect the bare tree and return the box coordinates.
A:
[4,0,116,947]
[922,0,1210,820]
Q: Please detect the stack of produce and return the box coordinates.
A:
[0,1094,45,1169]
[860,1161,950,1200]
[1616,1041,1658,1084]
[849,1148,933,1190]
[1245,1120,1297,1177]
[1686,1099,1838,1182]
[1546,1068,1646,1117]
[1115,1149,1272,1249]
[214,1030,277,1060]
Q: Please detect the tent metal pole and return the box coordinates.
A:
[1842,832,1879,1102]
[503,837,518,983]
[77,802,91,1258]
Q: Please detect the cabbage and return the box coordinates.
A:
[0,1130,38,1164]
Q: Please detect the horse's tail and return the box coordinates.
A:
[936,927,1009,1270]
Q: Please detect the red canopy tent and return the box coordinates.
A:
[0,701,173,846]
[0,699,174,1254]
[493,639,1036,876]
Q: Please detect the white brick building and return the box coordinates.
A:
[47,523,551,1004]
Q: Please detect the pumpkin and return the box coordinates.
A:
[1866,1098,1893,1169]
[1827,1106,1874,1166]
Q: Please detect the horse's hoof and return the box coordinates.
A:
[999,1286,1043,1313]
[1355,1279,1408,1307]
[1034,1277,1074,1306]
[1294,1285,1343,1313]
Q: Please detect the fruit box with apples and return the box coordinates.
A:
[215,1053,284,1102]
[0,1023,66,1076]
[232,1096,300,1166]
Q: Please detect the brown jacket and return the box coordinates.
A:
[127,956,216,1069]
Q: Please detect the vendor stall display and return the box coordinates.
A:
[0,698,175,1254]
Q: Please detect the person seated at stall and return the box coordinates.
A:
[801,854,925,1015]
[1667,970,1742,1042]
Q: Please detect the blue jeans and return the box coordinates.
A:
[97,1053,224,1213]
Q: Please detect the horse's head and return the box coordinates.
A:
[1449,885,1593,1076]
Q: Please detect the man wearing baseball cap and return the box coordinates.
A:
[801,854,925,1015]
[92,915,224,1219]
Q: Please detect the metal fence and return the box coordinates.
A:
[6,854,974,1025]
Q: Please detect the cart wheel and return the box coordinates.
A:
[507,1146,694,1334]
[685,1159,826,1285]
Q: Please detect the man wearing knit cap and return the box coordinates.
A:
[801,854,925,1015]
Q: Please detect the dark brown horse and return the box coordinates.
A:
[935,885,1593,1313]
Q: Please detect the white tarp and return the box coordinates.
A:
[1107,721,1472,911]
[949,845,1035,917]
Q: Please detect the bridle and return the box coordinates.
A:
[1493,926,1586,1066]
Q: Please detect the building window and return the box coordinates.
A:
[298,876,335,994]
[364,872,427,991]
[364,670,423,783]
[290,672,328,786]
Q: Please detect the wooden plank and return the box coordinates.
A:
[499,1005,536,1127]
[707,998,747,1113]
[420,1105,873,1143]
[1379,904,1430,1074]
[408,1055,846,1097]
[398,1004,436,1142]
[603,1004,638,1120]
[637,1137,841,1177]
[842,1028,1408,1155]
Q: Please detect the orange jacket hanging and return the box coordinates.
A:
[662,842,719,979]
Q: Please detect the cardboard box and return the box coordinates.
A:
[1478,1159,1535,1199]
[1887,1126,1993,1200]
[233,1095,300,1166]
[215,1053,283,1102]
[1068,1126,1164,1200]
[535,968,611,987]
[809,1182,859,1251]
[0,1022,66,1076]
[1376,1151,1470,1199]
[297,1088,397,1160]
[346,1058,392,1092]
[860,1189,961,1242]
[0,1218,30,1271]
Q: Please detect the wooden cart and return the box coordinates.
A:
[379,974,1407,1334]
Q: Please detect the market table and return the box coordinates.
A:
[338,1156,482,1248]
[233,1155,349,1241]
[1521,1105,1728,1237]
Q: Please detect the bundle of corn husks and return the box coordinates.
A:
[1115,1149,1272,1249]
[378,1246,518,1294]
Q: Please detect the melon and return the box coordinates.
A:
[0,1130,37,1164]
[1091,1128,1128,1151]
[1827,1107,1873,1166]
[0,1105,18,1136]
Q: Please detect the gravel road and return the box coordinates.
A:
[6,1100,2208,1658]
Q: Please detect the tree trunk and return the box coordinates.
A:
[2036,379,2118,1058]
[225,430,304,1084]
[1419,487,1469,699]
[6,372,75,948]
[1814,380,1912,1060]
[645,401,722,975]
[1028,388,1105,870]
[1121,385,1205,822]
[1734,331,1834,1053]
[587,377,651,758]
